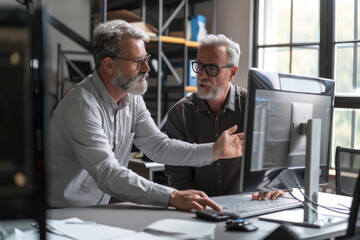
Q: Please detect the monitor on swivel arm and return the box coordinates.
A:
[240,68,340,227]
[240,68,334,193]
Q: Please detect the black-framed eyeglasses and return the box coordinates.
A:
[112,54,151,70]
[191,61,233,77]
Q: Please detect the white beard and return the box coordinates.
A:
[196,79,227,100]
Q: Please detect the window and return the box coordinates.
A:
[256,0,320,76]
[333,0,360,156]
[253,0,360,167]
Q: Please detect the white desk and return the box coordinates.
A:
[128,158,165,181]
[46,192,352,240]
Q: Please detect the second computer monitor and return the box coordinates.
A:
[240,68,335,193]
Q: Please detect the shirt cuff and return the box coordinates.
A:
[194,142,214,167]
[149,184,175,207]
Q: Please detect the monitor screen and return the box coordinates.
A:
[239,68,335,193]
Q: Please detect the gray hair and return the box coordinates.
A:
[199,34,241,66]
[91,19,149,70]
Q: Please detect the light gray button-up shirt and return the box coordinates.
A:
[47,71,214,207]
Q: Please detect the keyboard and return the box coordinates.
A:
[211,193,303,218]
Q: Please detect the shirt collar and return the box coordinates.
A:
[118,94,130,109]
[226,84,236,112]
[195,83,236,112]
[92,71,130,110]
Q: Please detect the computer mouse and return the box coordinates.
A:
[225,219,258,232]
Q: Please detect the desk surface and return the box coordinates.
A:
[47,193,352,240]
[129,157,164,169]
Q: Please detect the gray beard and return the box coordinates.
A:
[112,73,148,95]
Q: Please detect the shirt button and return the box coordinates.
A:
[218,180,221,184]
[217,162,220,167]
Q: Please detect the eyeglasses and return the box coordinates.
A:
[191,61,233,77]
[112,54,151,70]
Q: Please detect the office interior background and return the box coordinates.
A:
[1,0,359,214]
[15,0,358,164]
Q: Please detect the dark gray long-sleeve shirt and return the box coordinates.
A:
[165,84,247,197]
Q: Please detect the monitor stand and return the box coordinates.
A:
[259,119,348,228]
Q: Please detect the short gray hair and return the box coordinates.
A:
[199,34,241,66]
[91,20,149,70]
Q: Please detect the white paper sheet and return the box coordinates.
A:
[46,217,135,240]
[14,228,70,240]
[144,218,216,240]
[116,231,176,240]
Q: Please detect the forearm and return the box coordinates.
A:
[94,161,175,207]
[135,131,214,167]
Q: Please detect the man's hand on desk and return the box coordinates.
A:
[252,190,284,201]
[213,126,244,161]
[168,190,222,212]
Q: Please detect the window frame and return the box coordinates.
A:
[252,0,360,152]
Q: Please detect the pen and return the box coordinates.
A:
[65,221,97,225]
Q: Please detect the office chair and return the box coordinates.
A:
[335,146,360,196]
[263,224,300,240]
[345,170,360,239]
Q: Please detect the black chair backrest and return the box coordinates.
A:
[335,146,360,196]
[346,169,360,238]
[263,224,300,240]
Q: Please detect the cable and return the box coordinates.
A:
[287,187,350,215]
[295,186,350,215]
[338,203,351,210]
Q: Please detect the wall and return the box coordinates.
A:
[42,0,92,105]
[1,0,253,96]
[193,0,253,89]
[216,0,253,89]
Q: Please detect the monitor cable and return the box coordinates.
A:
[286,187,350,216]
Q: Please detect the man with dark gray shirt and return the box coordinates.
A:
[165,34,283,200]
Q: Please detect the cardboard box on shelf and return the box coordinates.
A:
[169,29,191,40]
[169,31,185,38]
[93,10,157,37]
[169,19,191,40]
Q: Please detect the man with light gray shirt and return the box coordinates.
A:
[47,20,244,211]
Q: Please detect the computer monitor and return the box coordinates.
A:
[240,68,335,193]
